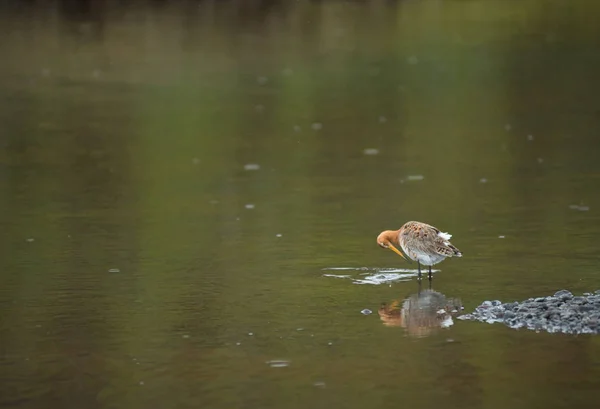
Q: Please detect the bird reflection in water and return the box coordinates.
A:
[378,281,463,337]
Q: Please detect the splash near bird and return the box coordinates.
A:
[377,221,462,281]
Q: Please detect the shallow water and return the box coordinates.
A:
[2,1,600,408]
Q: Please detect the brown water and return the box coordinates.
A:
[2,1,600,408]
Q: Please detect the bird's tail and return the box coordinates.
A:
[450,244,462,257]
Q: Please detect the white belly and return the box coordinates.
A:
[400,243,446,266]
[415,253,446,266]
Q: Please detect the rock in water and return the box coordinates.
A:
[458,290,600,334]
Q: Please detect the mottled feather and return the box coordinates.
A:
[399,221,462,260]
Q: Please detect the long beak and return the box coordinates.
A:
[387,243,408,261]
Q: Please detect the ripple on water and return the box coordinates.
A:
[363,148,380,156]
[266,360,290,368]
[322,267,439,285]
[569,204,590,211]
[244,163,260,171]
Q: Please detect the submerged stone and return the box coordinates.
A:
[459,290,600,335]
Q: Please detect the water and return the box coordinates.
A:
[1,1,600,408]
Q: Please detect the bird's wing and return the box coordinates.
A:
[402,222,462,257]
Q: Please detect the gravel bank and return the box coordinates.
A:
[458,290,600,334]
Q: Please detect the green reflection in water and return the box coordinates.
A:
[1,1,600,409]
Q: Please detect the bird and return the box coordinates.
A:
[376,221,462,281]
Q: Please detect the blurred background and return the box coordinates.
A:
[1,0,600,408]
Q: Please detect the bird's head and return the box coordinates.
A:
[376,230,407,260]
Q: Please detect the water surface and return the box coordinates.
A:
[2,1,600,408]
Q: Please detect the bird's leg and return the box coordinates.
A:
[428,266,433,282]
[428,277,432,290]
[417,261,422,281]
[417,279,422,295]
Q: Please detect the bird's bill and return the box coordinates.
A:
[387,244,407,260]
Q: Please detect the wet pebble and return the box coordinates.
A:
[361,309,372,315]
[276,234,282,237]
[459,289,600,334]
[555,290,573,299]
